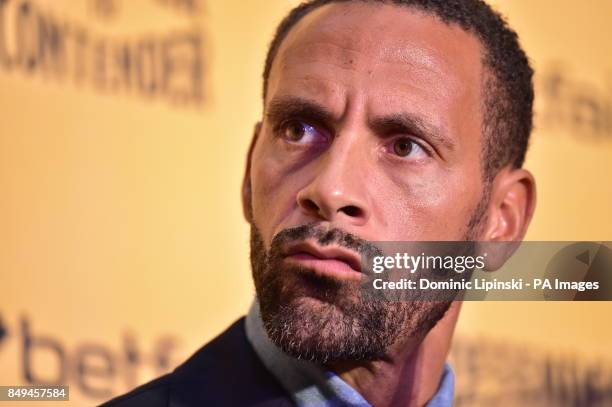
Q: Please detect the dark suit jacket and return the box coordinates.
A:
[101,318,294,407]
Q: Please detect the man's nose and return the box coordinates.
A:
[296,140,371,226]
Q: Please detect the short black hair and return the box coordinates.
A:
[262,0,534,180]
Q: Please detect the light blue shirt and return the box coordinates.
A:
[245,301,454,407]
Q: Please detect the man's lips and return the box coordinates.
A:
[282,241,362,281]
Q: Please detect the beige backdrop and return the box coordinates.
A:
[1,0,611,405]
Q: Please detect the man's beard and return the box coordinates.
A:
[250,201,487,364]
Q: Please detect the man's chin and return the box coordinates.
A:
[261,295,384,363]
[275,293,351,322]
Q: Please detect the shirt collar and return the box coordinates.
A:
[245,300,454,407]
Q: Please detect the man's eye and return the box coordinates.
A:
[281,121,327,144]
[392,137,427,158]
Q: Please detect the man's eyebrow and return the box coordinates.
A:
[265,96,336,126]
[370,114,456,152]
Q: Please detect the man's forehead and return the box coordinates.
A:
[268,2,484,101]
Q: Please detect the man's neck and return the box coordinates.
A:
[329,302,461,407]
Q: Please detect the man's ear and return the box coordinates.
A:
[242,122,261,223]
[483,167,537,242]
[478,167,537,270]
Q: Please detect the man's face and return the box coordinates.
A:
[247,3,487,362]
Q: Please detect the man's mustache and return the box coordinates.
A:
[268,224,383,260]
